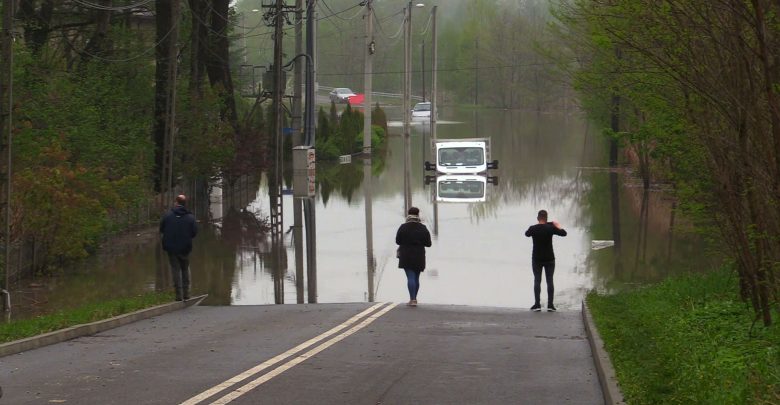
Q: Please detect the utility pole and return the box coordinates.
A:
[363,0,375,302]
[305,0,316,145]
[430,6,438,238]
[292,0,304,304]
[430,6,437,147]
[403,2,412,214]
[0,0,14,312]
[293,0,303,147]
[304,0,317,303]
[421,42,425,102]
[164,0,181,203]
[475,36,479,106]
[363,0,373,155]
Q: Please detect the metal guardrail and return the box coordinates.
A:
[319,85,423,101]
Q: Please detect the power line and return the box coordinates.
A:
[320,0,367,21]
[243,0,366,39]
[71,0,154,11]
[318,61,574,76]
[63,22,178,63]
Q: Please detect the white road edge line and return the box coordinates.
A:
[180,302,389,405]
[209,302,398,405]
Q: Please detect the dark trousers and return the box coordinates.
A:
[404,269,421,300]
[167,252,191,300]
[532,260,555,306]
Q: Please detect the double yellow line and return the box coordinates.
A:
[180,302,397,405]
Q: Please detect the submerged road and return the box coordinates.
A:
[0,304,603,404]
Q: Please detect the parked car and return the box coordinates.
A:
[330,88,356,104]
[411,102,431,120]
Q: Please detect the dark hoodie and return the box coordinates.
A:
[159,205,198,255]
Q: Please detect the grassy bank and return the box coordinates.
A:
[0,292,173,344]
[588,269,780,404]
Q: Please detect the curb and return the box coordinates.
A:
[582,300,626,405]
[0,294,207,358]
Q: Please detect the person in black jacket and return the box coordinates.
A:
[525,209,567,312]
[160,194,198,301]
[396,207,432,307]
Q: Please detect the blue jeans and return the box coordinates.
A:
[532,260,555,306]
[404,269,421,300]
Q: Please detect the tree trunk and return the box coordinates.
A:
[18,0,54,54]
[188,0,208,96]
[206,0,238,131]
[153,0,174,192]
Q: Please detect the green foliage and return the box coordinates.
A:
[13,143,112,263]
[176,85,236,179]
[588,269,780,404]
[372,102,388,134]
[0,291,173,343]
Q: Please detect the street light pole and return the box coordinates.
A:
[363,0,373,155]
[430,5,437,146]
[403,2,412,214]
[421,41,425,102]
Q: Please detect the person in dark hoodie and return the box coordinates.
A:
[396,207,432,307]
[160,194,198,301]
[525,209,567,312]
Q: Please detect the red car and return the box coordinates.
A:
[347,93,365,106]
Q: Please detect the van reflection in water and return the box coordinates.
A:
[436,175,487,203]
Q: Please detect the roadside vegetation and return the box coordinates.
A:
[0,291,172,344]
[588,268,780,404]
[551,0,780,401]
[553,1,780,326]
[0,2,267,282]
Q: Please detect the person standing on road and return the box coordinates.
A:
[160,194,198,301]
[396,207,432,307]
[525,209,567,312]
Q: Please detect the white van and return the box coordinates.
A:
[426,138,498,174]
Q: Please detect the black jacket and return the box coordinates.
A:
[160,205,198,255]
[396,221,432,271]
[525,223,567,262]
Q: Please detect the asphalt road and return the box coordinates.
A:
[0,303,603,404]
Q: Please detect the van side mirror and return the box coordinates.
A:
[424,161,436,171]
[424,175,436,185]
[488,176,499,185]
[487,160,499,170]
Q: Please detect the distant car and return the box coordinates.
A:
[330,88,356,103]
[411,102,431,120]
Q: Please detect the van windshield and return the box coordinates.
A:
[438,180,485,198]
[438,147,485,166]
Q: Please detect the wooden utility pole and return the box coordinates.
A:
[164,1,181,203]
[293,0,303,147]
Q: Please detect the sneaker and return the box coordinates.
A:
[530,304,541,312]
[547,305,557,312]
[410,299,418,307]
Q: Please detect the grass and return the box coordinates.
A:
[0,291,174,344]
[588,269,780,404]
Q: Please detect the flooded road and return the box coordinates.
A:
[7,107,709,319]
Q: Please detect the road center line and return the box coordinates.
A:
[209,302,398,405]
[180,302,389,405]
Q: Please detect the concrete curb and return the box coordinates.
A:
[0,294,207,358]
[582,300,626,405]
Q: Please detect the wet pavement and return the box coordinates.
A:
[0,303,602,404]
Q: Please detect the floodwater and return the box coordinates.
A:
[6,107,710,320]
